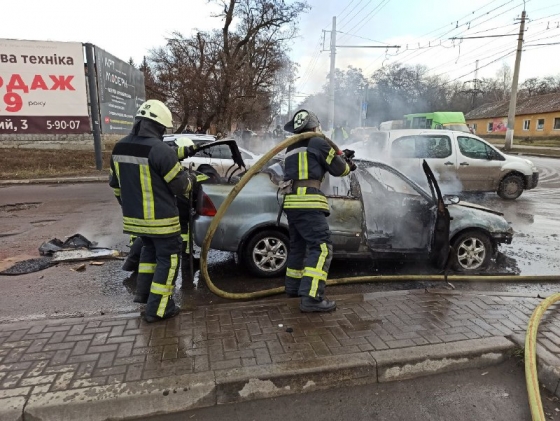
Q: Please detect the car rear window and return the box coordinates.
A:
[391,135,452,159]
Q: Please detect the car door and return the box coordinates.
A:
[321,173,363,252]
[422,160,451,269]
[455,135,504,191]
[357,164,434,252]
[390,134,458,191]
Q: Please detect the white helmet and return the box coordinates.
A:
[136,100,173,128]
[175,136,194,148]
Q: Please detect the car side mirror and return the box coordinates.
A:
[444,195,460,205]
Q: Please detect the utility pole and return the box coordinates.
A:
[504,9,527,151]
[84,43,103,170]
[358,84,369,127]
[328,16,337,132]
[324,17,399,132]
[473,60,479,109]
[288,83,292,119]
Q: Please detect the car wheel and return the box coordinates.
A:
[497,174,524,200]
[451,231,493,271]
[242,230,289,278]
[196,164,222,184]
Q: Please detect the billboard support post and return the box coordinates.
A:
[85,43,103,170]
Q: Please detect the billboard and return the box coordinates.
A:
[0,39,89,134]
[95,47,145,134]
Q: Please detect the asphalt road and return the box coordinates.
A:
[147,359,560,421]
[0,155,559,322]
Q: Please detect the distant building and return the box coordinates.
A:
[465,92,560,137]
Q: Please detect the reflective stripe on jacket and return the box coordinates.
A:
[283,135,350,214]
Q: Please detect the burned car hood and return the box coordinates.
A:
[454,201,504,216]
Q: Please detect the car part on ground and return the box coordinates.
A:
[1,234,122,275]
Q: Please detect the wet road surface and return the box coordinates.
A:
[148,358,560,421]
[0,155,559,322]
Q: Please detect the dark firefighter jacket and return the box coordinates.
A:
[283,135,351,214]
[109,119,191,237]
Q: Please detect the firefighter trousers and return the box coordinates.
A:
[136,235,182,319]
[284,209,333,300]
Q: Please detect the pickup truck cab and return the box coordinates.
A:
[347,129,539,200]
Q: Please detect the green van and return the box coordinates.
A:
[404,112,470,132]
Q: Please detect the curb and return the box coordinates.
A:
[509,332,560,396]
[0,176,107,185]
[3,336,515,421]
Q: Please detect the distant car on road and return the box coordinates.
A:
[193,158,513,278]
[345,129,539,200]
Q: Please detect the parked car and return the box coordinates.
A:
[193,157,513,278]
[164,135,269,180]
[163,133,216,147]
[345,129,539,200]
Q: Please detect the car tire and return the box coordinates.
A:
[497,174,524,200]
[196,164,222,184]
[451,230,493,272]
[241,230,289,278]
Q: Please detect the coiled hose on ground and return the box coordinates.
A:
[199,131,559,419]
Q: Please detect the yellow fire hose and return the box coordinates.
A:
[199,131,559,418]
[525,293,560,420]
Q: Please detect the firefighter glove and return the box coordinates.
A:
[343,149,355,159]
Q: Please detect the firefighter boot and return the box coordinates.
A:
[122,237,143,272]
[142,307,181,323]
[300,297,337,313]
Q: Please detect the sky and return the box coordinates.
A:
[2,0,560,101]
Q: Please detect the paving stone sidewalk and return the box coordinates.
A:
[1,289,559,420]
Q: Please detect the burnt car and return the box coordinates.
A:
[193,157,514,278]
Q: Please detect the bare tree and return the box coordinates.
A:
[144,0,308,133]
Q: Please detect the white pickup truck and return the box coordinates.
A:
[347,129,539,200]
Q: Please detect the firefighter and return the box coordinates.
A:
[121,136,207,286]
[283,110,357,313]
[109,99,197,323]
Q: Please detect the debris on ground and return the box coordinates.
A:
[39,234,95,256]
[0,257,54,276]
[0,234,122,276]
[72,263,86,272]
[52,248,122,263]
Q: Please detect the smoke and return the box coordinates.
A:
[75,213,126,249]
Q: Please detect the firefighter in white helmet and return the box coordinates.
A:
[109,99,197,323]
